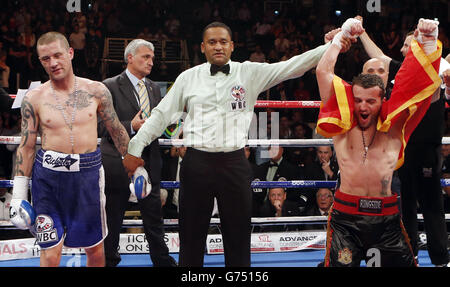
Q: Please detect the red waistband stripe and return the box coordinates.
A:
[333,190,399,216]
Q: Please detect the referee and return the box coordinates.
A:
[123,22,347,267]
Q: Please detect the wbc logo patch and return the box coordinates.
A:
[35,215,58,244]
[42,150,80,172]
[230,85,247,111]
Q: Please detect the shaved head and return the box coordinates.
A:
[362,58,388,89]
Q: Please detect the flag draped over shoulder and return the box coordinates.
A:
[316,76,355,138]
[316,39,442,169]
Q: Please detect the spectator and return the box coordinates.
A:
[285,121,314,168]
[160,188,178,219]
[280,47,295,61]
[304,146,339,182]
[0,24,15,50]
[245,146,266,217]
[84,27,102,80]
[266,48,279,63]
[69,24,86,76]
[438,27,449,56]
[137,27,153,41]
[303,188,334,231]
[73,12,88,34]
[20,26,36,49]
[382,22,401,59]
[189,43,204,67]
[0,114,13,177]
[284,19,297,36]
[293,79,311,101]
[254,146,305,209]
[8,34,27,90]
[259,187,302,231]
[274,32,290,56]
[288,33,305,53]
[263,187,301,217]
[254,16,272,50]
[237,2,251,24]
[302,145,338,209]
[290,110,304,124]
[279,115,293,139]
[266,82,286,101]
[244,28,257,54]
[153,28,169,41]
[106,10,124,35]
[441,142,450,196]
[211,3,223,22]
[165,13,181,38]
[271,19,284,39]
[249,45,265,63]
[169,145,187,215]
[231,31,249,62]
[0,50,10,90]
[306,188,333,216]
[0,176,12,221]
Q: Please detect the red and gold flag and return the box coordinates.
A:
[317,39,442,169]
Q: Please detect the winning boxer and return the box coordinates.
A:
[316,18,442,266]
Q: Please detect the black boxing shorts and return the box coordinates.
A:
[324,190,416,267]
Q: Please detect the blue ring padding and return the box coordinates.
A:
[1,179,450,189]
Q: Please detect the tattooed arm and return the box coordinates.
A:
[96,82,130,156]
[14,91,39,177]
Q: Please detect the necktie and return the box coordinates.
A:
[210,64,230,75]
[138,80,150,119]
[267,162,278,181]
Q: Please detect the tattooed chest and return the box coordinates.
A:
[41,99,98,129]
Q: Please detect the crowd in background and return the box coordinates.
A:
[1,0,450,224]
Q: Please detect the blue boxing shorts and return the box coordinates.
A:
[31,149,108,250]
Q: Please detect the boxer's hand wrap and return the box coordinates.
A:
[416,18,439,55]
[332,18,362,49]
[122,153,145,178]
[129,166,152,200]
[9,176,36,230]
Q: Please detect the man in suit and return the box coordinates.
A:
[259,187,302,231]
[304,188,334,216]
[304,146,339,182]
[99,39,176,267]
[253,146,305,212]
[303,146,339,206]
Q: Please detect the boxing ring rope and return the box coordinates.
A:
[2,136,450,147]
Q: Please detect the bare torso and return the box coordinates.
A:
[33,77,102,154]
[333,124,402,197]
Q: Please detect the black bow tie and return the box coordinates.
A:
[210,64,230,75]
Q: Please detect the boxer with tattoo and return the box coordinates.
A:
[9,32,133,267]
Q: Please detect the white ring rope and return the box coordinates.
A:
[1,136,450,146]
[1,214,449,229]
